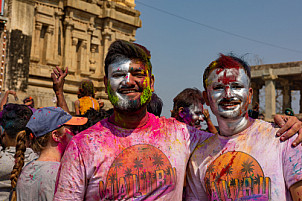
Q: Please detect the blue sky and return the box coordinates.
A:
[134,0,302,122]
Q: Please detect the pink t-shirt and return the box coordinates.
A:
[186,119,302,201]
[54,113,212,201]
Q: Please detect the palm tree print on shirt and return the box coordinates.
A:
[101,144,177,200]
[204,151,271,200]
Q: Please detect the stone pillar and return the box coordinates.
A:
[80,40,89,74]
[54,9,64,64]
[102,33,111,61]
[31,22,42,61]
[71,38,78,74]
[102,20,113,61]
[251,83,260,106]
[264,77,277,120]
[63,21,73,69]
[282,80,291,112]
[45,25,54,64]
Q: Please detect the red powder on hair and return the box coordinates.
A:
[216,54,242,85]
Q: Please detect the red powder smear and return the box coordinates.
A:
[212,172,216,180]
[217,152,237,185]
[217,69,239,85]
[217,54,241,70]
[216,54,241,85]
[221,148,227,154]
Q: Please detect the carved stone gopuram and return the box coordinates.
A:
[0,0,141,112]
[251,61,302,120]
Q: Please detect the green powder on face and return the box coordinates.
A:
[140,86,152,105]
[107,83,119,106]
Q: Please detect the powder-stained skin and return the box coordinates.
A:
[181,103,204,129]
[206,68,251,135]
[107,58,153,111]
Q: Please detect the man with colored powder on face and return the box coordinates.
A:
[186,54,302,200]
[53,40,215,201]
[54,41,302,201]
[171,88,217,134]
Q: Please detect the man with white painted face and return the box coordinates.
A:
[53,40,215,201]
[186,54,302,200]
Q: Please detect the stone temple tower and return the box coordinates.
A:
[0,0,141,112]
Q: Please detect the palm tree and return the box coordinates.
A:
[165,167,171,184]
[108,173,116,197]
[112,158,123,192]
[148,171,152,191]
[241,160,255,177]
[133,158,143,190]
[124,167,133,188]
[253,174,261,194]
[140,171,147,190]
[152,172,157,181]
[112,158,123,175]
[214,172,221,183]
[224,164,233,182]
[152,153,164,169]
[230,178,237,187]
[206,163,215,178]
[165,167,171,176]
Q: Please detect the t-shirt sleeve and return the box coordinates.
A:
[185,146,209,201]
[283,134,302,189]
[54,139,86,201]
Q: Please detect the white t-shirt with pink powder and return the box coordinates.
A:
[54,113,212,201]
[186,119,302,201]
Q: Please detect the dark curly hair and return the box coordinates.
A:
[77,79,96,98]
[1,103,33,139]
[171,88,204,118]
[104,40,152,77]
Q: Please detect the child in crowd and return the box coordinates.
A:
[10,107,87,201]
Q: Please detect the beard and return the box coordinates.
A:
[107,83,152,113]
[114,93,143,112]
[107,87,146,113]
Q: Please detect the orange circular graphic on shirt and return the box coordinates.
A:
[99,144,177,200]
[204,151,271,200]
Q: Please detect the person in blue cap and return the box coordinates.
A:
[10,107,87,201]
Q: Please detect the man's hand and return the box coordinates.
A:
[6,90,16,95]
[51,66,68,94]
[203,109,210,120]
[274,114,302,147]
[51,66,70,113]
[6,90,18,101]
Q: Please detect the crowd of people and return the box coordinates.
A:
[0,40,301,200]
